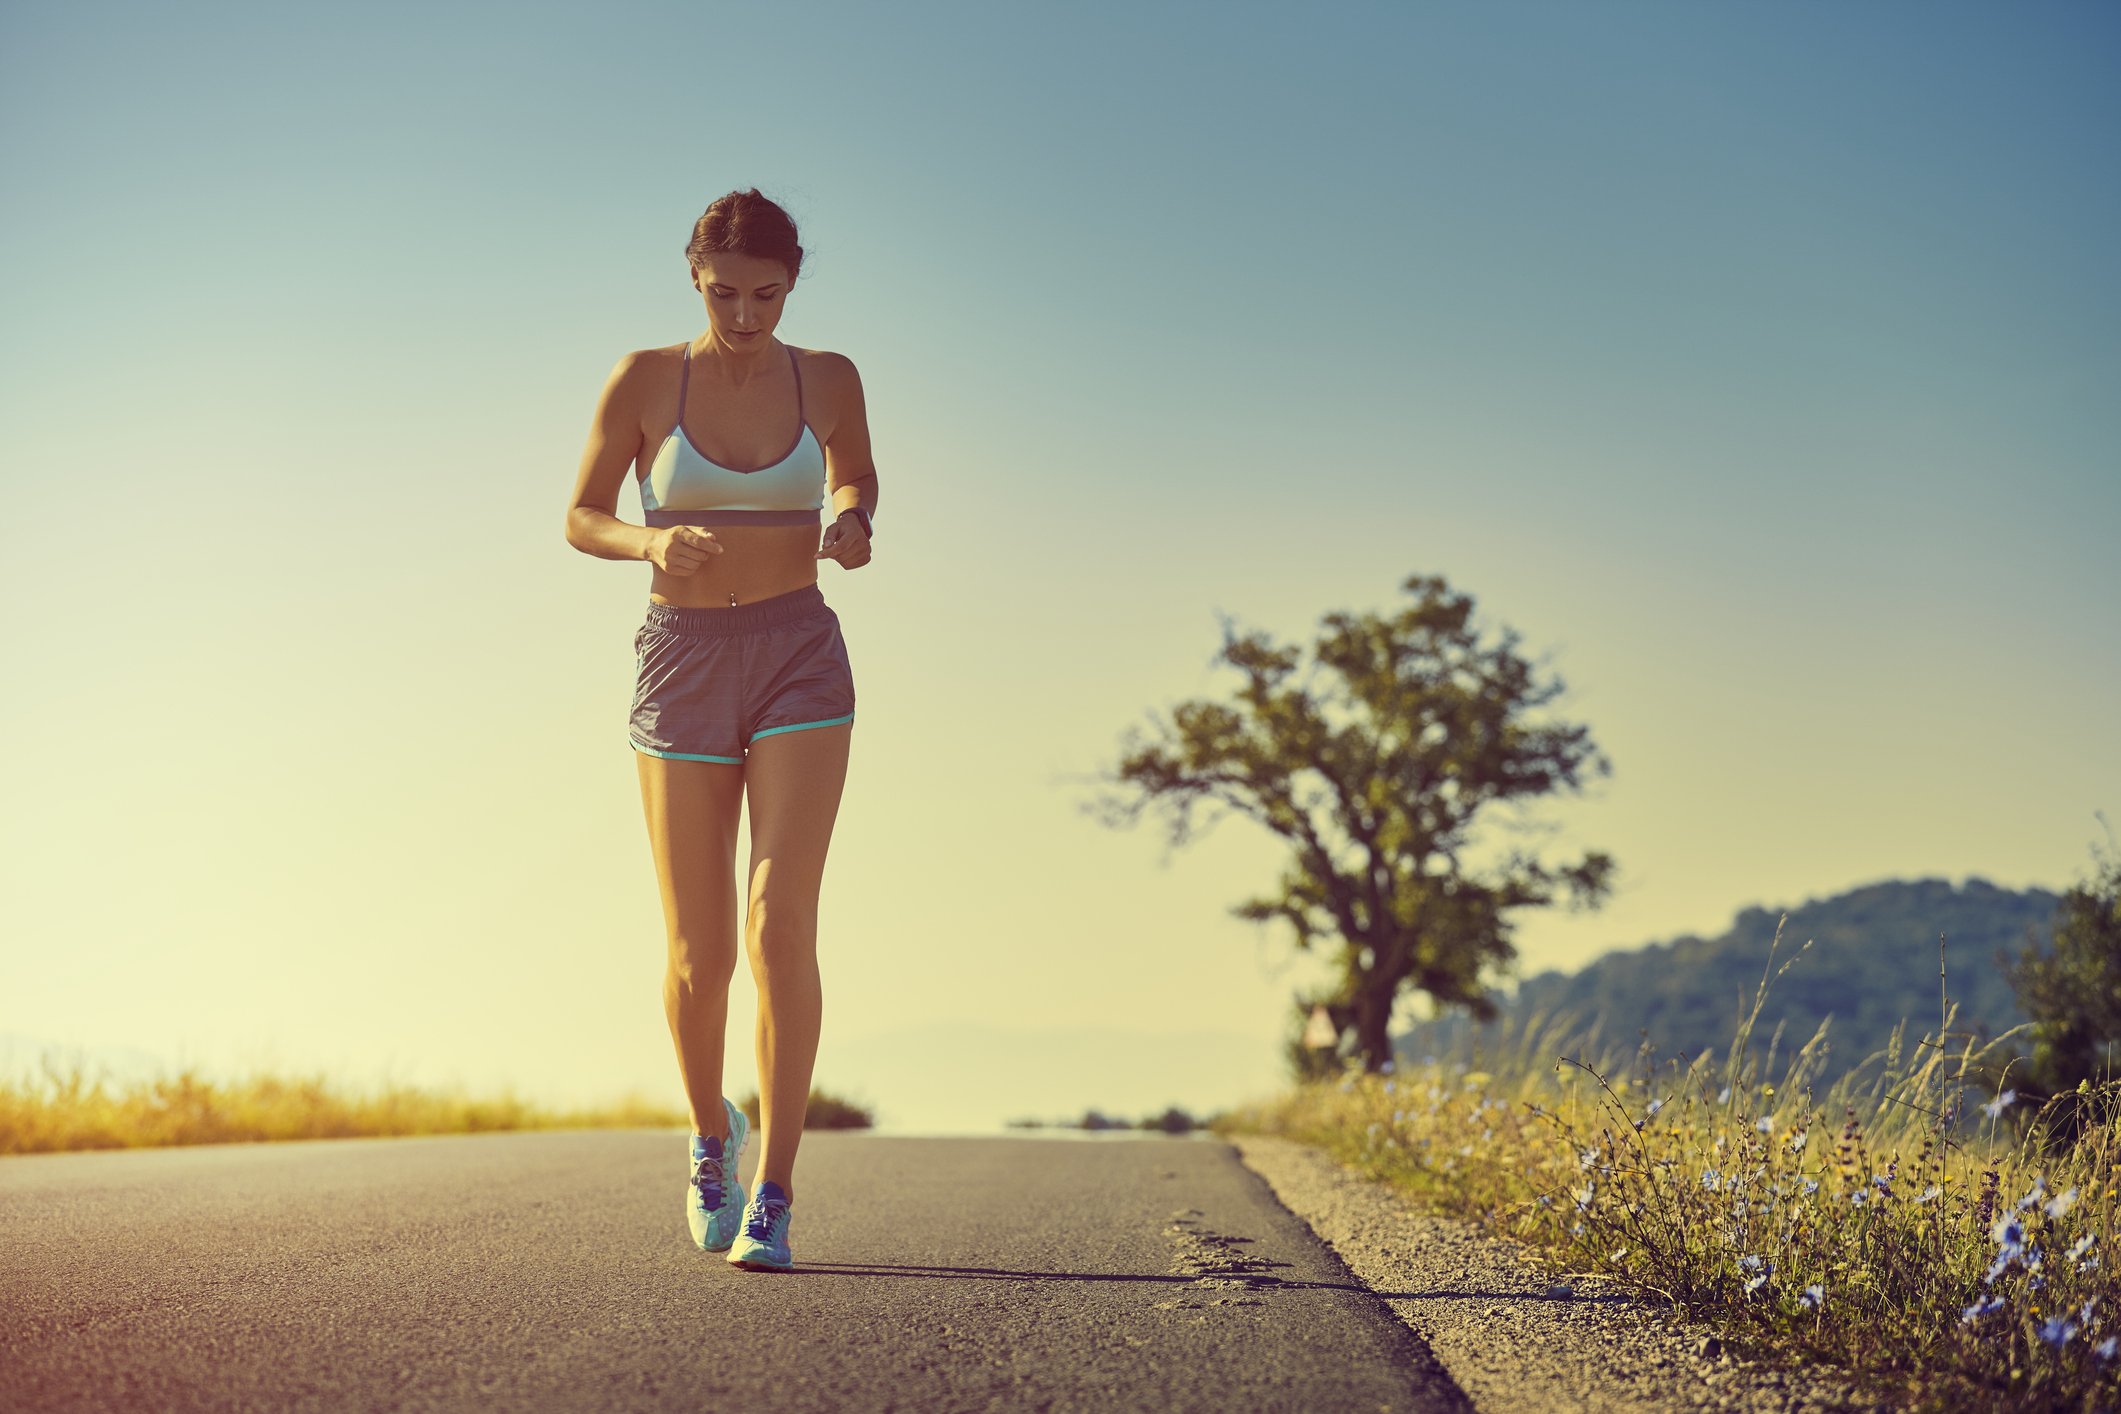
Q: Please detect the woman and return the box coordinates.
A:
[563,189,876,1272]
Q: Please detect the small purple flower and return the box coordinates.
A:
[2038,1313,2077,1349]
[1702,1168,1722,1191]
[2094,1335,2117,1360]
[1962,1295,2005,1323]
[1799,1284,1824,1311]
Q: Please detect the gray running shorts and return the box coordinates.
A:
[629,582,855,764]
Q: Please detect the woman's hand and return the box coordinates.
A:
[816,511,873,569]
[647,525,724,575]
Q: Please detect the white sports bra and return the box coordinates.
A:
[639,343,826,528]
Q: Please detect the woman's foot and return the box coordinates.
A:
[725,1180,794,1270]
[686,1097,750,1251]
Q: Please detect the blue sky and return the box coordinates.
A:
[1,0,2115,1131]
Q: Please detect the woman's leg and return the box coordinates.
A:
[636,751,747,1139]
[740,720,853,1200]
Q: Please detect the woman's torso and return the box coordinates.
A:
[634,339,837,609]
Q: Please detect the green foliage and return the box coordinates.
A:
[1401,876,2057,1083]
[1992,830,2121,1144]
[1089,572,1616,1075]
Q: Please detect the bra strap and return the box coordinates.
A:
[787,346,804,426]
[675,343,691,428]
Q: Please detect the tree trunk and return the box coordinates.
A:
[1351,982,1395,1073]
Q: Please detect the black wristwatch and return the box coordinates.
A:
[841,507,873,539]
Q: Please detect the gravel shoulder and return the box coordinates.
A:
[1227,1134,1883,1414]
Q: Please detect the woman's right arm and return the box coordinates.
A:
[564,351,659,562]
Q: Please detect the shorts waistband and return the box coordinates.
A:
[642,582,828,636]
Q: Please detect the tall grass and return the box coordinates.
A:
[1214,916,2121,1413]
[0,1055,874,1155]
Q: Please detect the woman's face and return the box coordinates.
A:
[692,253,793,350]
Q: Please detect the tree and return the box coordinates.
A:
[1990,820,2121,1146]
[1085,572,1617,1076]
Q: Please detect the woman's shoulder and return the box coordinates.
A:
[788,345,863,405]
[786,342,857,370]
[605,342,685,385]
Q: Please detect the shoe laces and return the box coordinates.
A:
[744,1191,789,1241]
[691,1154,728,1211]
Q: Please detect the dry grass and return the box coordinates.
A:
[0,1055,874,1154]
[1212,918,2121,1413]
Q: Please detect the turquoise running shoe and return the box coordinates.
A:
[726,1179,794,1270]
[686,1096,750,1252]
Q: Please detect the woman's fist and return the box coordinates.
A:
[816,512,873,569]
[648,525,723,575]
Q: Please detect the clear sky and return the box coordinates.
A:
[2,0,2115,1134]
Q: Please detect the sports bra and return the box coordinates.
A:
[639,343,826,528]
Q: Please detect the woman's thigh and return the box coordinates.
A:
[742,722,851,931]
[636,751,746,966]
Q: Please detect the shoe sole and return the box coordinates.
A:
[726,1251,793,1271]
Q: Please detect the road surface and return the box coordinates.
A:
[2,1129,1470,1413]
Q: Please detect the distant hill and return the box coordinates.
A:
[1396,877,2065,1075]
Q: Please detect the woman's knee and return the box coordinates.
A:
[667,933,739,988]
[743,894,819,968]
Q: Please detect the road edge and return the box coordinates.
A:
[1224,1133,1876,1414]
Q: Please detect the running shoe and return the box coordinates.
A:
[686,1096,750,1252]
[726,1179,794,1270]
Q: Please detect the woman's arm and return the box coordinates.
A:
[565,350,657,561]
[821,352,879,530]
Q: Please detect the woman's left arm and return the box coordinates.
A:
[817,352,878,568]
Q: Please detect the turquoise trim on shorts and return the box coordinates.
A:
[749,713,856,744]
[630,737,745,764]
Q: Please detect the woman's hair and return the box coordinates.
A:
[685,188,806,285]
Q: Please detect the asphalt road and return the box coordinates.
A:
[1,1129,1470,1413]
